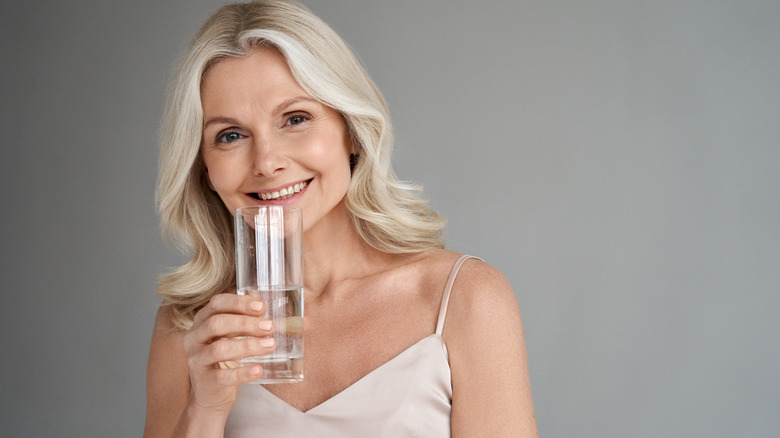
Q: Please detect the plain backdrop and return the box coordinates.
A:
[1,1,778,436]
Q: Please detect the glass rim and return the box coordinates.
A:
[234,205,302,216]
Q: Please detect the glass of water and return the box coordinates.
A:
[235,205,304,383]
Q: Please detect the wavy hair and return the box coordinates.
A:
[156,0,446,329]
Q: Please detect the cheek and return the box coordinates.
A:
[203,154,243,192]
[309,133,351,171]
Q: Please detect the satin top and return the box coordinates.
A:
[224,255,476,437]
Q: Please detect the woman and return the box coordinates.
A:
[145,1,537,436]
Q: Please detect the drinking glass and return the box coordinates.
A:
[235,205,303,383]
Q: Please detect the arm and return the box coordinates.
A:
[144,296,275,438]
[144,305,190,437]
[443,259,539,438]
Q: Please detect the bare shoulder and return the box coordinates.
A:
[149,304,187,353]
[152,303,180,332]
[403,249,517,312]
[443,255,521,340]
[451,256,515,300]
[441,255,539,437]
[145,304,190,437]
[407,248,476,280]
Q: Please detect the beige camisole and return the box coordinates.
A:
[224,255,477,437]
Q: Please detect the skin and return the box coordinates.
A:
[144,47,538,437]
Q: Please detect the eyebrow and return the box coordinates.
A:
[203,116,240,129]
[203,96,319,129]
[274,96,319,114]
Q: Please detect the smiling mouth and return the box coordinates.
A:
[249,179,312,201]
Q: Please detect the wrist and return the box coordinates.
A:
[173,400,232,438]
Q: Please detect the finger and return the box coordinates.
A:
[191,313,274,345]
[193,293,266,326]
[191,336,276,369]
[213,363,264,387]
[218,360,241,370]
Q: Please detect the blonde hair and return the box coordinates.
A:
[156,0,446,329]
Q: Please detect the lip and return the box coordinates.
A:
[245,178,312,206]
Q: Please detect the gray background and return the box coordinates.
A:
[1,0,778,436]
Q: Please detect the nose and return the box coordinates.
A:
[251,138,290,177]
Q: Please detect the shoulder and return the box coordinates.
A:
[407,249,521,329]
[440,256,538,436]
[451,255,514,299]
[151,304,187,342]
[441,254,523,355]
[145,305,190,436]
[439,252,518,316]
[403,249,516,306]
[148,305,188,375]
[148,304,189,389]
[406,248,474,278]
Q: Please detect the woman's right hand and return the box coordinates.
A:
[182,293,276,413]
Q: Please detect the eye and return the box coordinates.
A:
[216,131,245,143]
[285,113,310,126]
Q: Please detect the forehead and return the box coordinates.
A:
[200,47,309,110]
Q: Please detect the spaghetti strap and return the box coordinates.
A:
[435,255,481,335]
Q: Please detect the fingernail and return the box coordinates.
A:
[260,337,275,348]
[249,301,263,312]
[258,319,272,331]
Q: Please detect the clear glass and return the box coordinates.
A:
[235,206,303,383]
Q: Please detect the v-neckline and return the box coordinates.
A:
[254,333,445,414]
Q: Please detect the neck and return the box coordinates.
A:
[301,207,393,297]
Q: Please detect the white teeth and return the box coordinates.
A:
[258,180,308,201]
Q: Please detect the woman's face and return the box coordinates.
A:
[200,47,354,234]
